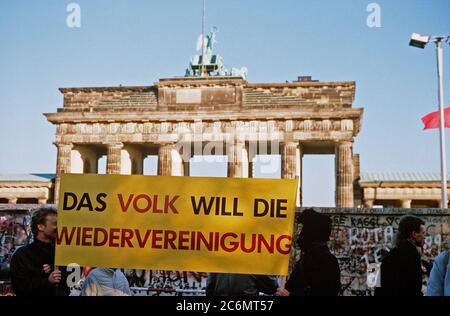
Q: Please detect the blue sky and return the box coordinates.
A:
[0,0,449,206]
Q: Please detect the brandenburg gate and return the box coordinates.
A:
[45,29,363,207]
[45,75,363,207]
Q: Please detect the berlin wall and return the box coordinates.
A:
[297,207,450,296]
[1,205,449,296]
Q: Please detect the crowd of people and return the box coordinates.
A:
[7,206,450,296]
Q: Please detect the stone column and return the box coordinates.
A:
[434,199,448,208]
[54,143,73,205]
[242,144,249,178]
[247,141,257,178]
[183,161,190,176]
[106,143,123,174]
[401,200,412,208]
[248,160,254,178]
[296,145,303,207]
[158,143,173,176]
[364,199,374,208]
[38,198,48,205]
[227,141,248,178]
[281,142,302,206]
[335,141,354,208]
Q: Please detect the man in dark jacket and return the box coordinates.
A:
[10,206,70,296]
[375,215,425,296]
[206,273,278,296]
[277,208,341,296]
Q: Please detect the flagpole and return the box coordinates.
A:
[201,0,206,77]
[435,37,448,208]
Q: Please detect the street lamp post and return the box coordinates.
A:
[410,33,450,208]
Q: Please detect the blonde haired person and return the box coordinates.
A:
[81,268,132,296]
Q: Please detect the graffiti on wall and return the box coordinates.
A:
[123,270,207,296]
[1,208,449,296]
[0,212,32,278]
[0,210,208,296]
[293,209,450,296]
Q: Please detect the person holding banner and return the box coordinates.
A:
[205,273,278,296]
[276,208,341,296]
[10,206,70,296]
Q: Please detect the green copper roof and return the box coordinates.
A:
[360,172,450,182]
[0,174,54,182]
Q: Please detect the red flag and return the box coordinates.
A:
[421,107,450,130]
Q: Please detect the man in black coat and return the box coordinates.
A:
[206,273,278,296]
[277,208,341,296]
[375,215,425,296]
[10,206,70,296]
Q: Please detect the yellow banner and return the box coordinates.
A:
[55,174,298,275]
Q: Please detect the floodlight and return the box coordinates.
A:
[409,33,431,49]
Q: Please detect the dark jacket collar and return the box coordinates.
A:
[303,242,329,254]
[31,238,54,250]
[396,239,421,256]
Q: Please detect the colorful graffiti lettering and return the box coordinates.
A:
[1,207,449,296]
[123,270,207,296]
[292,209,450,296]
[0,212,32,278]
